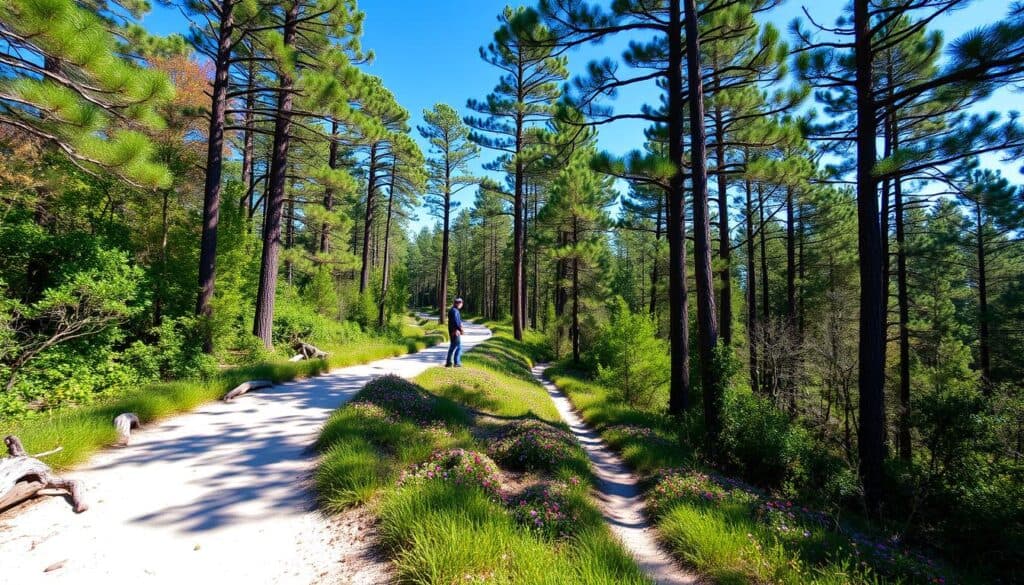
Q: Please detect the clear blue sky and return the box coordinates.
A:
[143,0,1019,228]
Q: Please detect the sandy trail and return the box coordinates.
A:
[0,321,489,585]
[531,364,701,585]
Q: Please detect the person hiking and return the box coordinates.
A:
[445,298,465,367]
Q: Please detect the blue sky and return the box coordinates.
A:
[143,0,1019,228]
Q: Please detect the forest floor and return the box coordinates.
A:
[531,363,701,585]
[0,320,490,584]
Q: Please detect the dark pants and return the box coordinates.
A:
[446,333,462,366]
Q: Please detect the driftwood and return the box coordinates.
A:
[291,341,327,361]
[222,379,273,402]
[114,413,141,446]
[0,436,87,513]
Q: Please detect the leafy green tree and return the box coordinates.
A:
[1,248,144,392]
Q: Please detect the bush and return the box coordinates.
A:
[398,448,503,498]
[273,286,363,347]
[646,467,760,519]
[720,388,813,487]
[590,299,669,409]
[488,419,580,473]
[354,375,440,424]
[144,315,217,380]
[507,479,585,538]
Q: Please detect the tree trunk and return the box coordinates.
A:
[975,200,992,392]
[512,114,525,340]
[154,188,170,326]
[650,192,663,319]
[895,171,912,461]
[758,184,771,396]
[715,105,732,346]
[854,0,887,516]
[359,143,379,294]
[240,59,256,213]
[321,118,338,255]
[667,0,692,416]
[438,171,451,325]
[532,184,540,330]
[522,181,530,330]
[378,169,398,329]
[572,218,581,363]
[252,0,298,348]
[285,192,295,286]
[196,0,235,353]
[745,176,760,393]
[685,0,721,451]
[786,186,798,413]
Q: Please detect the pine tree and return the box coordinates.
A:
[0,0,173,186]
[419,104,479,323]
[377,134,425,328]
[252,0,366,348]
[951,160,1024,391]
[539,149,614,362]
[466,6,567,340]
[796,0,1024,514]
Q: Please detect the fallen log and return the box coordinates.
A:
[0,436,87,513]
[222,379,273,402]
[114,413,141,446]
[293,341,327,360]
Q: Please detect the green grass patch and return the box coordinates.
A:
[314,323,651,584]
[2,321,442,470]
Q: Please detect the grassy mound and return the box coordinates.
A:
[314,322,651,584]
[487,419,585,475]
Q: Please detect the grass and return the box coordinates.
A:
[545,364,959,585]
[314,322,651,584]
[1,318,444,470]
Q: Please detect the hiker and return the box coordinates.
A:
[445,297,465,367]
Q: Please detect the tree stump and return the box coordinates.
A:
[222,379,273,402]
[0,436,87,513]
[114,413,141,446]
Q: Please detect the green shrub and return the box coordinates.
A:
[507,479,586,538]
[589,299,669,409]
[355,374,445,424]
[487,419,583,474]
[398,448,503,498]
[720,388,812,487]
[273,286,363,347]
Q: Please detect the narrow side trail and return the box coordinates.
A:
[0,321,490,584]
[531,364,702,585]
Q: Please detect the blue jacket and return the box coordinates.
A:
[447,306,463,335]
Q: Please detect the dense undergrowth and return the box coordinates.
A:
[314,323,650,584]
[546,363,984,585]
[1,315,443,470]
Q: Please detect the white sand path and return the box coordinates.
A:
[0,321,490,584]
[531,364,702,585]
